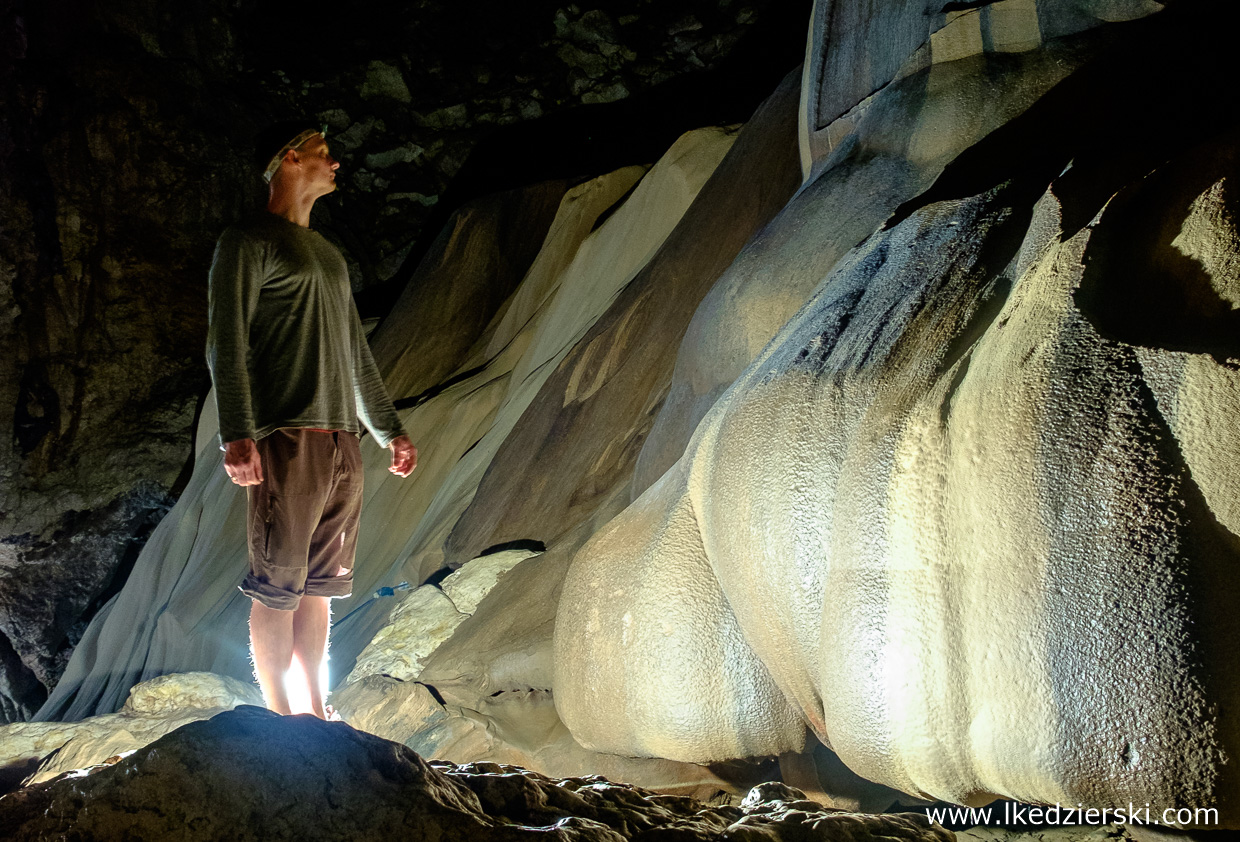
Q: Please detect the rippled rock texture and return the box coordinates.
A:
[557,0,1240,819]
[0,706,952,842]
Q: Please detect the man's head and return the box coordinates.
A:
[254,122,338,196]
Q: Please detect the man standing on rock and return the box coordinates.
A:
[206,122,416,719]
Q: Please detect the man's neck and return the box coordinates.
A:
[266,192,315,228]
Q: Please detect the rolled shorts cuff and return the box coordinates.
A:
[304,569,353,600]
[239,575,303,611]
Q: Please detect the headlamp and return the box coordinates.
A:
[261,124,329,184]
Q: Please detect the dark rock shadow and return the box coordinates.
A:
[1073,132,1240,362]
[886,0,1239,244]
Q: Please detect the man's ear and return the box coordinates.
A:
[283,147,301,168]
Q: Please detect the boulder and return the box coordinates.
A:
[0,671,261,791]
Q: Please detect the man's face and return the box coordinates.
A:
[295,135,339,196]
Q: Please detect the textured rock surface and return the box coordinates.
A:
[633,28,1108,495]
[0,671,261,790]
[0,706,955,842]
[556,12,1240,816]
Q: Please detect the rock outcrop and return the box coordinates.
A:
[0,706,954,842]
[0,671,261,794]
[557,0,1240,820]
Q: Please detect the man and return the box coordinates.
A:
[206,122,417,719]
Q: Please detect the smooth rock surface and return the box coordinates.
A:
[443,63,802,568]
[798,0,1162,171]
[347,548,538,683]
[370,182,568,403]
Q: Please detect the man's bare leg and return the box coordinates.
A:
[250,601,295,715]
[291,595,332,719]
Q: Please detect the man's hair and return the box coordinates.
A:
[252,120,324,179]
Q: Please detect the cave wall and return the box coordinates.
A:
[6,0,1240,827]
[0,0,789,722]
[555,0,1240,820]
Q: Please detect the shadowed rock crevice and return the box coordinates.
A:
[885,2,1235,237]
[1073,135,1240,360]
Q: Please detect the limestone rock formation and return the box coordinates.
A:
[8,0,1240,832]
[440,63,803,569]
[0,706,954,842]
[370,183,568,403]
[0,671,261,792]
[555,2,1240,820]
[347,548,540,684]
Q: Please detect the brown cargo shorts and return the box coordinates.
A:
[240,428,363,611]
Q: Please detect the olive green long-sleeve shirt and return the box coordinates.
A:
[206,213,406,448]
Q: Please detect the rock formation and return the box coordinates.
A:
[3,0,1240,834]
[556,0,1240,820]
[0,706,953,841]
[0,671,262,791]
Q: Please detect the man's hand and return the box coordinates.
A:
[224,438,264,486]
[388,435,417,478]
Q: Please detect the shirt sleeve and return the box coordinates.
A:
[350,307,407,448]
[206,228,264,445]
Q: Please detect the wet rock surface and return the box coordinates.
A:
[0,706,953,841]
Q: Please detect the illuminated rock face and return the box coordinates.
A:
[0,672,262,789]
[557,172,1240,809]
[555,3,1240,815]
[18,0,1240,827]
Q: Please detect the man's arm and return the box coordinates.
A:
[207,229,266,486]
[349,308,417,477]
[206,229,264,446]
